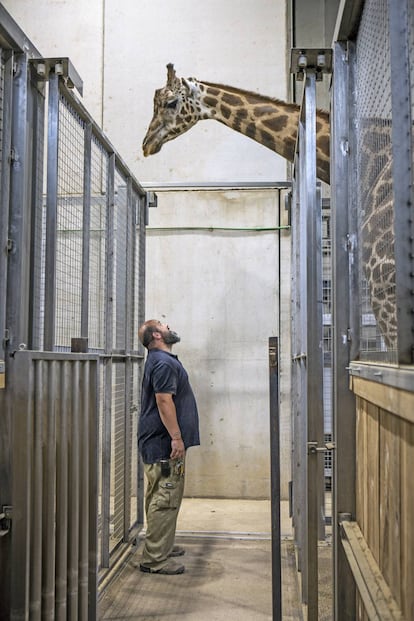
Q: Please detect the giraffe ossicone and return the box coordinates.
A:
[143,63,330,184]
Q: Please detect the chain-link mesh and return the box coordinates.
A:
[355,0,397,362]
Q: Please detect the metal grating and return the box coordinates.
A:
[55,94,85,349]
[88,137,108,351]
[10,352,99,619]
[355,0,397,362]
[113,171,128,351]
[409,0,414,198]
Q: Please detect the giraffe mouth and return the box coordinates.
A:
[142,137,162,157]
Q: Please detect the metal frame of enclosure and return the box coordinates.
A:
[332,0,414,619]
[291,0,414,613]
[0,6,149,619]
[289,58,330,620]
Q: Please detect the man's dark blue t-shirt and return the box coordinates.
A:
[138,348,200,464]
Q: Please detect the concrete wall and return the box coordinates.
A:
[4,0,292,499]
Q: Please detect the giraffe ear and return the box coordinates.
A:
[182,77,196,95]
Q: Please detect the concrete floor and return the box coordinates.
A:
[98,499,332,620]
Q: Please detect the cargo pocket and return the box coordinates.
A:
[157,480,181,509]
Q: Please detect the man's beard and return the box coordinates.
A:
[163,330,181,345]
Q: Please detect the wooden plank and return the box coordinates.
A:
[351,377,414,424]
[366,401,379,564]
[400,418,414,620]
[340,520,403,620]
[379,410,401,610]
[356,398,367,534]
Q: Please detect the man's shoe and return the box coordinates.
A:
[140,561,185,575]
[169,546,185,557]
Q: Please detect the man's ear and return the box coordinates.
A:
[152,330,162,340]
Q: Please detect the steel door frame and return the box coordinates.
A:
[290,69,325,620]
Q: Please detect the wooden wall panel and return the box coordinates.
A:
[354,378,414,620]
[400,418,414,619]
[366,402,379,563]
[379,410,401,609]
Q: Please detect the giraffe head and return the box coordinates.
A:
[142,64,205,156]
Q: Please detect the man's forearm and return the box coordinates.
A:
[155,393,185,459]
[155,393,181,438]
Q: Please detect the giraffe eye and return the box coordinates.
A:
[166,98,178,109]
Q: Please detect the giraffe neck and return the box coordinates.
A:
[196,81,330,183]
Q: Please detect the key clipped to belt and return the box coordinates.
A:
[174,459,184,477]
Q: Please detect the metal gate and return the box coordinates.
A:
[289,52,332,620]
[0,6,150,618]
[9,352,99,620]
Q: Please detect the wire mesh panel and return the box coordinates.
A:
[55,94,85,349]
[88,137,108,352]
[355,0,397,362]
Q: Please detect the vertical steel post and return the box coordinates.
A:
[123,177,134,538]
[42,360,58,618]
[304,70,321,621]
[44,72,60,351]
[10,353,33,620]
[68,361,80,619]
[81,123,92,341]
[101,153,115,568]
[269,337,282,621]
[87,360,99,620]
[331,41,357,621]
[55,360,69,621]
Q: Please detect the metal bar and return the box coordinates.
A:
[101,153,115,568]
[87,360,99,620]
[141,181,291,191]
[55,360,69,621]
[30,359,44,620]
[28,79,46,352]
[340,519,404,620]
[348,361,414,392]
[10,352,33,620]
[0,51,13,363]
[44,72,60,351]
[0,4,42,56]
[68,361,80,620]
[42,360,57,618]
[123,179,134,538]
[7,52,31,354]
[137,195,146,527]
[81,123,92,340]
[78,362,89,620]
[388,0,414,364]
[303,70,320,621]
[331,40,357,621]
[269,337,282,621]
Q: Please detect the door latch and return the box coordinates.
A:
[307,441,336,455]
[0,506,12,537]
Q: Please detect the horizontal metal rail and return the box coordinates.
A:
[339,518,403,620]
[141,181,292,191]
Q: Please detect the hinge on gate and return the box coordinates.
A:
[307,441,336,455]
[0,506,12,537]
